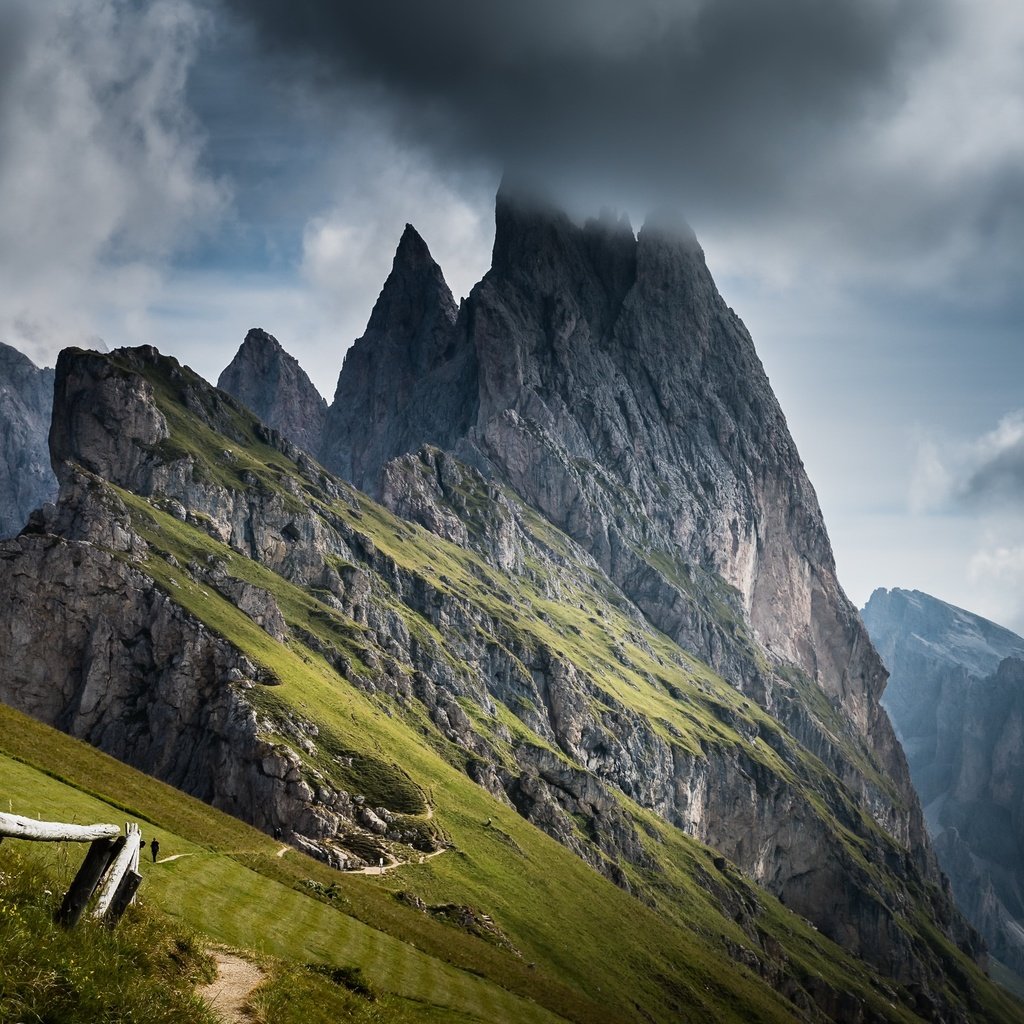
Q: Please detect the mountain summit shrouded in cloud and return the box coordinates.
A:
[222,0,1024,294]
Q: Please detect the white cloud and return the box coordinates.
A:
[908,438,955,514]
[966,538,1024,633]
[700,0,1024,301]
[0,0,225,365]
[969,544,1024,586]
[909,410,1024,512]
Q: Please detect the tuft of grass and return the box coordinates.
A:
[0,842,217,1024]
[248,958,425,1024]
[305,962,376,999]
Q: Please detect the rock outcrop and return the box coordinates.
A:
[0,342,56,538]
[863,587,1024,974]
[320,224,471,487]
[218,328,327,456]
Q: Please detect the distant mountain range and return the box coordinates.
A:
[863,587,1024,975]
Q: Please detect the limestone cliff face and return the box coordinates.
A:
[0,489,300,834]
[321,189,924,871]
[217,328,327,456]
[0,342,56,538]
[863,587,1024,973]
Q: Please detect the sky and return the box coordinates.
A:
[1,0,1023,631]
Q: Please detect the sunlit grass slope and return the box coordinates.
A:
[3,691,1019,1023]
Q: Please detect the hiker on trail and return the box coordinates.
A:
[151,837,160,863]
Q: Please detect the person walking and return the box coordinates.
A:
[151,837,160,863]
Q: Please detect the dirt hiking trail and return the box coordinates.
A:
[199,949,264,1023]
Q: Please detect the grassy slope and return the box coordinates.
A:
[0,834,440,1024]
[5,655,1020,1024]
[1,716,564,1024]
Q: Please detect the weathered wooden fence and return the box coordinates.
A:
[0,811,143,927]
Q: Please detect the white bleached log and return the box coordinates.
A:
[0,812,120,843]
[92,823,141,920]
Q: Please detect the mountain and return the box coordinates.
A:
[0,342,56,538]
[321,185,935,945]
[218,327,327,456]
[320,223,469,487]
[324,188,893,728]
[1,188,1020,1017]
[863,587,1024,974]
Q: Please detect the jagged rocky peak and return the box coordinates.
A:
[322,187,886,745]
[488,183,639,308]
[371,223,458,337]
[217,327,326,456]
[0,342,57,539]
[864,586,1024,683]
[317,192,944,972]
[320,223,472,489]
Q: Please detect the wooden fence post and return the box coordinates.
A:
[127,821,141,906]
[105,869,143,925]
[56,836,120,926]
[1,812,144,928]
[92,823,141,921]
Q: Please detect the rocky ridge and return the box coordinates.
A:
[0,342,57,539]
[0,334,1000,1019]
[231,195,925,896]
[0,192,1015,1017]
[203,190,1018,1015]
[863,587,1024,975]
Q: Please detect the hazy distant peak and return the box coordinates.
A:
[862,586,1024,682]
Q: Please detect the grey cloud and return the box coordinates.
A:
[213,0,1024,310]
[0,0,225,362]
[962,435,1024,505]
[914,413,1024,512]
[220,0,943,209]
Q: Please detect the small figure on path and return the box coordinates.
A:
[151,837,160,862]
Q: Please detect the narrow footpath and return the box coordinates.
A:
[199,949,264,1023]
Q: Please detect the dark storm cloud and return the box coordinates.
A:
[219,0,944,209]
[0,4,35,114]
